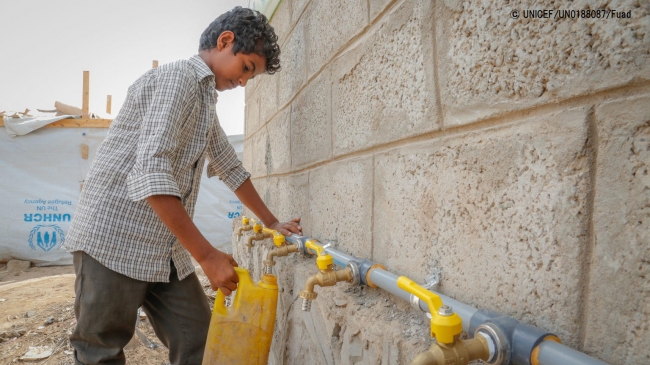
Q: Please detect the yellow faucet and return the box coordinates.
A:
[299,240,353,311]
[397,277,491,365]
[235,216,252,241]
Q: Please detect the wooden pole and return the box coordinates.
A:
[152,60,159,68]
[82,71,90,118]
[106,95,112,114]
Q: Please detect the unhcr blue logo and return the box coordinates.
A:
[28,224,65,251]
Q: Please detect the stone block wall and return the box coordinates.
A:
[239,1,650,364]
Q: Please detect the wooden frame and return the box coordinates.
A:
[1,70,113,129]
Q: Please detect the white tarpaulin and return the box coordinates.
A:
[3,115,79,137]
[0,126,244,265]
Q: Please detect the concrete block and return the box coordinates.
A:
[266,106,292,175]
[7,260,31,273]
[249,127,269,178]
[278,18,307,107]
[258,74,279,127]
[583,95,650,364]
[437,0,650,126]
[244,77,259,103]
[374,108,591,346]
[246,177,269,219]
[244,93,260,139]
[332,0,439,155]
[266,173,310,232]
[291,69,331,169]
[242,137,253,173]
[369,0,394,22]
[309,157,373,259]
[292,0,310,22]
[269,0,292,46]
[305,0,367,78]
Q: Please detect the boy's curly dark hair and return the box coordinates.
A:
[199,6,281,74]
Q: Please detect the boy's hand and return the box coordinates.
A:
[268,217,302,236]
[198,249,239,296]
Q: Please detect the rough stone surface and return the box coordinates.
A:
[242,137,253,173]
[258,74,279,127]
[7,260,30,273]
[369,0,394,22]
[291,0,310,22]
[438,0,650,126]
[309,157,373,259]
[583,95,650,364]
[248,126,269,179]
[244,93,260,139]
[269,0,292,46]
[266,106,292,175]
[291,69,331,169]
[305,0,367,78]
[278,18,307,107]
[332,0,439,155]
[374,109,591,346]
[266,173,310,231]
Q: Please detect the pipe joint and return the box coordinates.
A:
[469,309,558,365]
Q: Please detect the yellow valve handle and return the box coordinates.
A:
[241,216,249,225]
[397,276,462,343]
[261,228,286,246]
[253,222,263,233]
[305,240,334,270]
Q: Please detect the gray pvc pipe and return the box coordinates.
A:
[324,248,356,268]
[367,268,477,333]
[538,341,610,365]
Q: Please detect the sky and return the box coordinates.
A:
[0,0,249,136]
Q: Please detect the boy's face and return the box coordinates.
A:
[201,31,267,92]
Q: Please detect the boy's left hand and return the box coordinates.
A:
[268,218,302,236]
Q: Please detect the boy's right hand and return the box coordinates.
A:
[199,249,239,296]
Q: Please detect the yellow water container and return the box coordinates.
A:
[202,267,278,365]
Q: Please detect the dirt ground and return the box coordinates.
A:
[0,263,216,365]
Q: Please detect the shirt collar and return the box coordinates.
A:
[189,55,215,82]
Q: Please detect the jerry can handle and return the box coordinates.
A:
[213,267,253,313]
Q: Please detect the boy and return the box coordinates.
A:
[62,7,300,365]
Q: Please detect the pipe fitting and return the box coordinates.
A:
[263,244,299,275]
[299,267,353,311]
[410,335,490,365]
[245,231,273,251]
[468,309,558,365]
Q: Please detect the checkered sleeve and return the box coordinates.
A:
[206,116,250,191]
[126,67,194,201]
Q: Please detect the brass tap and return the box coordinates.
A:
[245,221,272,251]
[410,334,490,365]
[246,232,272,251]
[263,244,299,275]
[299,266,353,311]
[235,216,253,241]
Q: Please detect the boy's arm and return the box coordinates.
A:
[146,194,239,295]
[234,178,302,236]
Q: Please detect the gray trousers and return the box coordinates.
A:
[70,251,211,365]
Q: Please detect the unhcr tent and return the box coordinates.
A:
[0,121,244,265]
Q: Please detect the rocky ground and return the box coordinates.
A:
[0,261,216,365]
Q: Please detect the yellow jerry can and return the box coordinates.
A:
[202,267,278,365]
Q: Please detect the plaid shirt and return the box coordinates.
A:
[63,55,250,282]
